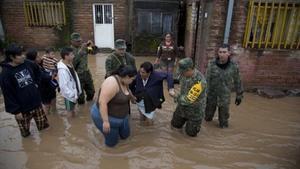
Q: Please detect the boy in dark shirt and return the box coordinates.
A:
[0,44,49,137]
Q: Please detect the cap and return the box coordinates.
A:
[177,58,194,74]
[70,32,82,41]
[115,39,127,49]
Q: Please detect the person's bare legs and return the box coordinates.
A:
[50,98,57,113]
[42,104,50,114]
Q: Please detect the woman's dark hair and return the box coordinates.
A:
[163,32,173,40]
[164,32,173,39]
[112,65,137,78]
[60,47,73,59]
[219,44,231,51]
[45,47,54,54]
[140,61,153,73]
[5,43,23,62]
[26,48,38,61]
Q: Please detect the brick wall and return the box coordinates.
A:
[1,0,129,49]
[193,0,300,89]
[1,0,58,49]
[72,0,129,43]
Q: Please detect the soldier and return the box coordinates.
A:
[171,58,207,137]
[105,39,136,78]
[71,32,95,104]
[205,44,243,128]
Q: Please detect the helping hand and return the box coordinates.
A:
[103,121,110,134]
[169,89,176,97]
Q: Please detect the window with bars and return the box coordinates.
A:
[24,1,66,26]
[94,4,113,24]
[243,0,300,49]
[137,10,173,35]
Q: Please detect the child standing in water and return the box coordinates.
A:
[42,47,59,113]
[57,47,82,117]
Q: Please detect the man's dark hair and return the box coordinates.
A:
[140,61,153,73]
[45,47,54,54]
[112,65,137,78]
[26,48,38,61]
[60,47,73,59]
[5,43,23,62]
[219,44,231,51]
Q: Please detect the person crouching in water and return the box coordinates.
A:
[171,58,207,137]
[0,44,49,137]
[26,48,58,114]
[57,47,82,117]
[91,65,137,147]
[130,61,175,125]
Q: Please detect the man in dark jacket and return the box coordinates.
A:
[0,44,49,137]
[130,62,175,125]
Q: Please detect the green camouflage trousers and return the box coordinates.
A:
[205,94,230,126]
[78,70,95,104]
[171,105,202,137]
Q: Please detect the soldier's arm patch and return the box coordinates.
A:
[186,81,203,103]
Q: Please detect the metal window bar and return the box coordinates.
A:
[243,0,300,49]
[104,5,112,24]
[95,5,103,24]
[24,1,66,27]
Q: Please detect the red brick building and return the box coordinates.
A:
[1,0,299,89]
[0,0,130,49]
[0,0,180,54]
[185,0,300,89]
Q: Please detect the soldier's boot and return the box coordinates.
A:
[218,105,230,128]
[219,121,228,128]
[205,101,217,122]
[185,120,202,137]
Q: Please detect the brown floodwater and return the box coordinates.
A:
[0,54,300,169]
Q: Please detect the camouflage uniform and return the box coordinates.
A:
[105,52,136,77]
[205,58,243,127]
[171,58,207,137]
[71,33,95,104]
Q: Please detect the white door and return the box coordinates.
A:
[93,4,114,48]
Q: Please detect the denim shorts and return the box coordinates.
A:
[90,103,130,147]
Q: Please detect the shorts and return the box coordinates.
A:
[64,99,76,111]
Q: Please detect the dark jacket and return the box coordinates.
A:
[39,67,57,103]
[0,60,42,114]
[130,71,174,113]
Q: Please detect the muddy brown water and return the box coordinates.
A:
[0,54,300,169]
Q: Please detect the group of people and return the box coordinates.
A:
[0,32,243,148]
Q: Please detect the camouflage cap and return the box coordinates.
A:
[177,57,194,73]
[115,39,127,49]
[70,32,82,41]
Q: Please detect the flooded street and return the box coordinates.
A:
[1,54,300,169]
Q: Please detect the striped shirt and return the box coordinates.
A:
[42,56,58,71]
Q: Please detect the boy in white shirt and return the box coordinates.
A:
[57,47,82,116]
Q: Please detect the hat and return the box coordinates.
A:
[70,32,82,41]
[177,58,194,74]
[115,39,127,49]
